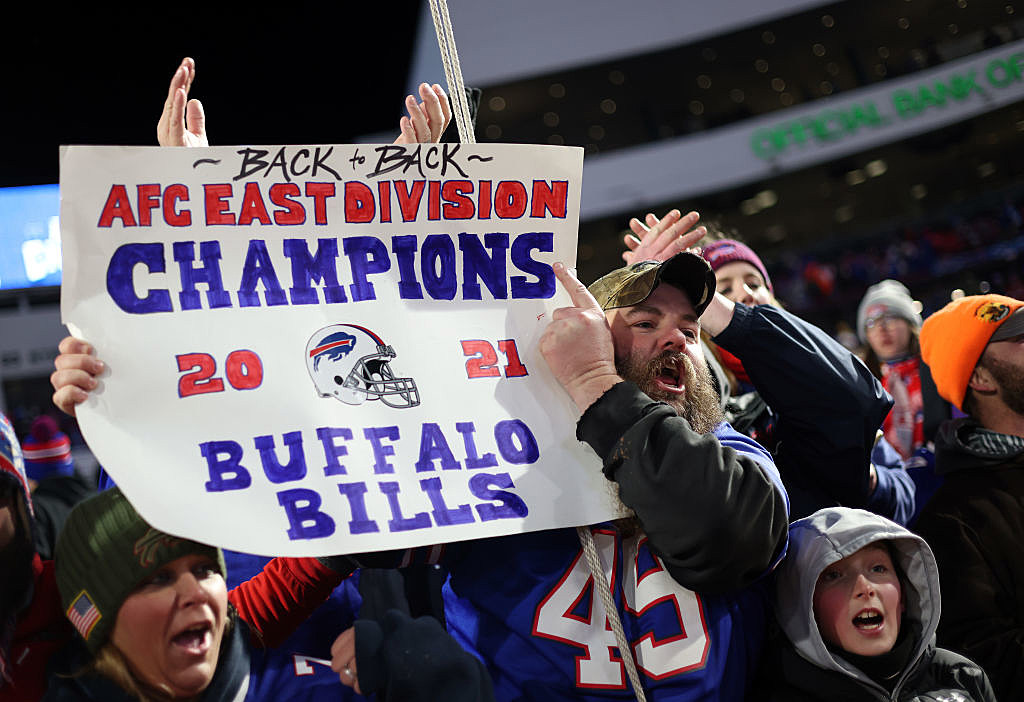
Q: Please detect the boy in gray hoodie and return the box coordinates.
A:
[757,507,995,701]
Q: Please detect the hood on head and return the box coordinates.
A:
[773,507,939,682]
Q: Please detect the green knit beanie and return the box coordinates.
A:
[55,487,226,652]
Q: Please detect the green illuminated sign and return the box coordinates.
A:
[751,51,1024,159]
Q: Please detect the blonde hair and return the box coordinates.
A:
[90,644,172,702]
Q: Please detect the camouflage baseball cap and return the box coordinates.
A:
[588,251,717,316]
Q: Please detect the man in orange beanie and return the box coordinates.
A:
[913,293,1024,702]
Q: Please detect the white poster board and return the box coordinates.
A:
[60,143,624,556]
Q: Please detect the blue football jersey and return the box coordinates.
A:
[441,527,770,701]
[429,423,784,701]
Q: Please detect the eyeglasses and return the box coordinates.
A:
[864,313,901,330]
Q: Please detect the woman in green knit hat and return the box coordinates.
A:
[44,487,352,701]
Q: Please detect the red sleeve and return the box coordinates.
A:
[227,557,352,648]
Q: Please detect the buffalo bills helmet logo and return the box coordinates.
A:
[306,324,420,408]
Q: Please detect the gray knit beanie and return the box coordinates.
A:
[856,280,922,342]
[55,487,225,652]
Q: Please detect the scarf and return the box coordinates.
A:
[881,356,924,460]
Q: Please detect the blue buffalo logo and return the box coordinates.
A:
[305,324,420,409]
[308,331,358,370]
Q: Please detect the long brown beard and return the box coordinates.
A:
[609,350,724,533]
[616,350,724,434]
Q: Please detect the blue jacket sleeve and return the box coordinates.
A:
[867,436,916,525]
[713,303,892,520]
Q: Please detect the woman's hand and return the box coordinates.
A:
[393,82,452,144]
[157,57,208,147]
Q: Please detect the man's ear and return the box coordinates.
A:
[968,363,998,395]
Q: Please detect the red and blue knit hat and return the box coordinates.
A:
[700,239,773,294]
[21,415,74,481]
[1,413,33,516]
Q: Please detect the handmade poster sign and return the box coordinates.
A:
[59,142,622,556]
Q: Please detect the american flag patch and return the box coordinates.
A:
[66,591,102,639]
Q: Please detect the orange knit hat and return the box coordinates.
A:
[920,294,1024,410]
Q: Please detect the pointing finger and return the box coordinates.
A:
[552,262,601,311]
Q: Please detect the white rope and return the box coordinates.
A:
[427,0,476,144]
[576,526,648,702]
[424,6,640,698]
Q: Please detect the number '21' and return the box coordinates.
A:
[461,339,528,379]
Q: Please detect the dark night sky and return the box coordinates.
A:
[2,2,421,187]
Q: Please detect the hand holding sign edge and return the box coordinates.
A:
[51,336,104,417]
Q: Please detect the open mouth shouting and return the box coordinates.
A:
[653,355,686,395]
[852,608,886,634]
[171,620,214,656]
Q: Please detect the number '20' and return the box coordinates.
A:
[177,350,264,398]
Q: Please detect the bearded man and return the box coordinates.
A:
[913,294,1024,702]
[349,252,791,701]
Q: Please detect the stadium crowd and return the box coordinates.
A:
[1,57,1022,702]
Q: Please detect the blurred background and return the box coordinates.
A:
[1,0,1022,454]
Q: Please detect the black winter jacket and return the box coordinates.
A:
[914,417,1024,702]
[759,637,996,701]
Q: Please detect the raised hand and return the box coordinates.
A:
[393,82,452,144]
[539,263,621,412]
[50,337,105,417]
[157,57,208,147]
[623,209,706,265]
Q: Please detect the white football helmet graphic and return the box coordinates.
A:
[306,324,420,408]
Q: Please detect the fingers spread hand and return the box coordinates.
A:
[393,82,452,145]
[623,209,703,264]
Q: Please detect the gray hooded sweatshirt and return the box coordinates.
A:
[762,507,995,701]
